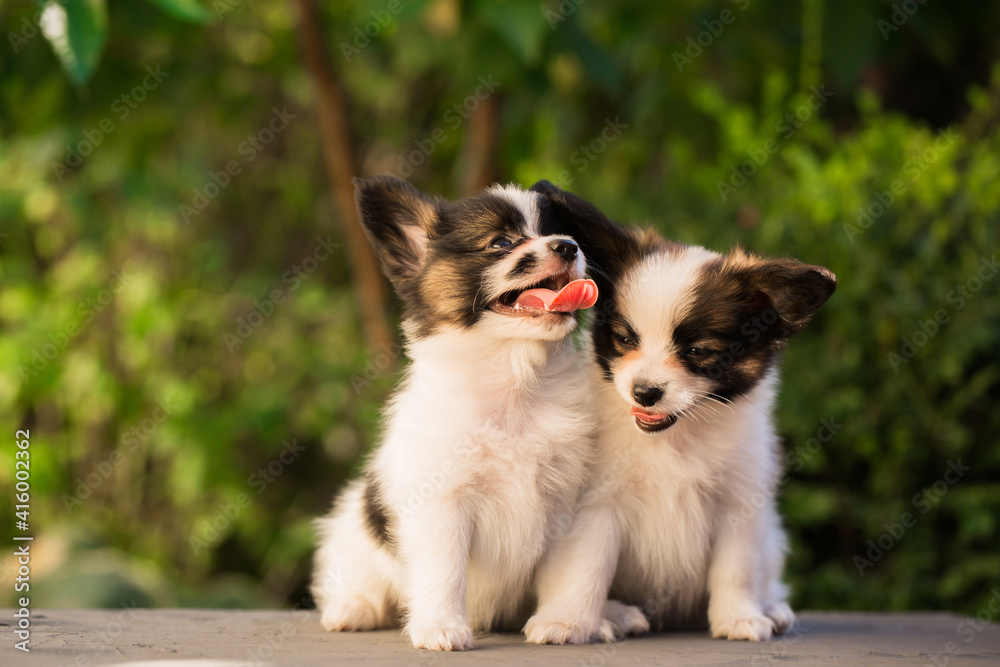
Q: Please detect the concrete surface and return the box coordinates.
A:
[2,609,998,666]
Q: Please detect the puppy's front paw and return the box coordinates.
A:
[711,613,775,641]
[320,598,379,632]
[524,614,617,644]
[603,600,650,636]
[409,621,474,651]
[763,601,795,635]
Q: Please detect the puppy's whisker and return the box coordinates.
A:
[585,263,612,283]
[695,403,723,420]
[694,392,737,415]
[679,404,706,425]
[699,398,734,415]
[705,392,735,407]
[472,274,489,315]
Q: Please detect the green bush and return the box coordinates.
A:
[1,0,997,615]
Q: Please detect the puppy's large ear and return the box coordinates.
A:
[529,180,646,282]
[726,253,837,338]
[354,176,439,292]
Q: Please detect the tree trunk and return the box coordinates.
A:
[459,94,500,195]
[291,0,395,352]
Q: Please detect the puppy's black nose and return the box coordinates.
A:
[549,239,578,262]
[632,385,663,407]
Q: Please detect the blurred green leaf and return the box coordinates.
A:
[145,0,212,23]
[38,0,108,87]
[477,0,547,65]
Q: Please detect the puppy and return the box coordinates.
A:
[312,176,600,651]
[524,182,836,643]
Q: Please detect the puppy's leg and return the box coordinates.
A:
[399,498,474,651]
[762,588,795,636]
[707,501,776,642]
[603,599,650,637]
[525,504,622,645]
[760,514,795,635]
[312,483,397,631]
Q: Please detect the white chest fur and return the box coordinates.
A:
[374,332,595,628]
[589,369,779,623]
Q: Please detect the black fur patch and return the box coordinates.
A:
[354,175,441,295]
[507,253,537,279]
[675,254,836,401]
[528,181,836,397]
[530,180,677,379]
[356,177,557,338]
[363,477,395,552]
[410,193,531,334]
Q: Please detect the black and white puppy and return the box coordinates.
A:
[524,182,836,643]
[312,176,599,651]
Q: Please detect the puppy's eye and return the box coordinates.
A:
[489,236,512,250]
[685,347,713,358]
[617,334,638,348]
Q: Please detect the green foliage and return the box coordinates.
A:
[1,0,998,616]
[37,0,211,88]
[38,0,108,86]
[144,0,213,24]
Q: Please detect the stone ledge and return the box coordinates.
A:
[2,609,998,666]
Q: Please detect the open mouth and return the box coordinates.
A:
[490,272,598,318]
[630,406,679,433]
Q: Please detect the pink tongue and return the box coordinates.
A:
[512,279,598,312]
[631,406,667,420]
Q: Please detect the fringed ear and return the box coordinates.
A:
[727,253,837,338]
[530,180,650,284]
[354,176,440,293]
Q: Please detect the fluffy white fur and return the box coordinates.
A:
[313,184,597,651]
[525,248,796,644]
